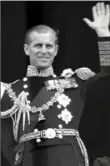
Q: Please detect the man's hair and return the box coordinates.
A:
[25,25,59,45]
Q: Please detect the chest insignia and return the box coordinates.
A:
[45,77,78,91]
[57,94,71,107]
[58,108,73,124]
[56,93,73,124]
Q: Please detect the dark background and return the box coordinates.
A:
[1,1,110,166]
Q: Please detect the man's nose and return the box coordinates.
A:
[41,45,47,53]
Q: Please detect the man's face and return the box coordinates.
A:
[24,31,58,69]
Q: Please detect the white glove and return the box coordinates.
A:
[61,68,74,78]
[75,67,95,80]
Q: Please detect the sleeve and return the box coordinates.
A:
[98,36,110,72]
[82,36,110,99]
[74,75,87,100]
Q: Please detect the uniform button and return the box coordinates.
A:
[36,138,41,143]
[74,84,78,88]
[26,92,29,96]
[58,124,63,129]
[34,129,38,133]
[23,84,28,89]
[57,105,61,109]
[23,77,28,81]
[53,74,57,78]
[58,135,63,139]
[27,100,30,104]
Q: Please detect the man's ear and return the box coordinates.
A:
[55,45,59,56]
[24,44,29,56]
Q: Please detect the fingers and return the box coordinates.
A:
[92,6,98,20]
[100,2,105,15]
[96,3,101,16]
[75,68,95,80]
[83,18,93,28]
[91,71,96,77]
[92,2,105,20]
[95,2,104,16]
[77,71,88,80]
[94,2,110,16]
[106,4,110,15]
[75,68,91,80]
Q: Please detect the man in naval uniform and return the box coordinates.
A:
[1,2,110,166]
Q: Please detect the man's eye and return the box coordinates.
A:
[35,44,42,48]
[46,45,53,48]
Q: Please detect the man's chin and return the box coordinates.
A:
[35,63,51,70]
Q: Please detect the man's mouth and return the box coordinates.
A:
[38,57,50,60]
[38,57,50,62]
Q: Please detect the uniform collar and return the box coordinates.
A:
[26,65,56,77]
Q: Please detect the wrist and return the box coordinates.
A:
[96,28,110,37]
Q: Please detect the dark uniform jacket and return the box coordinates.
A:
[1,73,86,165]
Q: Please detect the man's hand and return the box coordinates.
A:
[61,68,95,80]
[83,2,110,37]
[75,67,95,80]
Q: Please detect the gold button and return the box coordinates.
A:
[27,100,30,104]
[58,124,63,129]
[36,138,41,143]
[57,105,61,109]
[26,92,29,96]
[59,135,63,139]
[23,84,28,89]
[23,77,28,81]
[34,129,38,133]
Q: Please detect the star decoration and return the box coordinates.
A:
[58,108,73,124]
[57,94,71,107]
